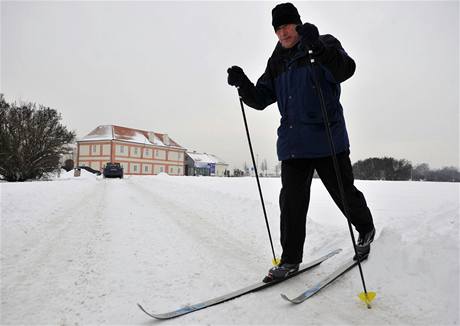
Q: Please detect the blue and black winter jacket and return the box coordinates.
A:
[238,34,356,161]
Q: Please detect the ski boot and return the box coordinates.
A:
[353,227,375,261]
[263,262,299,283]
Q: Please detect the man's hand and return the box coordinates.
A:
[296,23,324,55]
[227,66,248,88]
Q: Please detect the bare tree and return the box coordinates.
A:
[261,158,268,176]
[275,162,281,177]
[0,95,75,181]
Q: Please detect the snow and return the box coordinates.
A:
[119,130,151,144]
[1,176,459,325]
[147,133,166,147]
[59,169,100,180]
[79,125,114,142]
[187,151,226,164]
[78,125,167,147]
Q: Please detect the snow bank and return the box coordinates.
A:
[156,172,170,178]
[58,169,100,180]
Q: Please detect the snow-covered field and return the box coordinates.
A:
[1,172,459,325]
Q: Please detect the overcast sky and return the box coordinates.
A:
[2,1,459,170]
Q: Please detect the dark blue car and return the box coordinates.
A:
[103,162,124,179]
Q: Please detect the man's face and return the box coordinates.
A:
[275,24,300,49]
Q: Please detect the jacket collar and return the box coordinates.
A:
[271,41,305,63]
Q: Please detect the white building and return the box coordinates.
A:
[185,151,229,177]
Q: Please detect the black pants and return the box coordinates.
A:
[279,151,374,264]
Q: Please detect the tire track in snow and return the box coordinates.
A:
[127,177,263,271]
[1,179,110,325]
[119,177,278,316]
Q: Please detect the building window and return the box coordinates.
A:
[134,165,138,172]
[144,165,148,172]
[92,145,97,153]
[145,149,149,156]
[159,166,163,172]
[134,147,138,155]
[120,145,124,153]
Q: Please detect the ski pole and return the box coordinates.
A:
[237,94,279,265]
[307,50,375,308]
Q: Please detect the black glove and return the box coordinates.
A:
[227,66,249,88]
[296,23,324,55]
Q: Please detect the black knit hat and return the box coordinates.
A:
[272,3,302,30]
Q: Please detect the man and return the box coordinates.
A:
[227,3,375,282]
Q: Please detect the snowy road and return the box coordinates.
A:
[1,174,459,325]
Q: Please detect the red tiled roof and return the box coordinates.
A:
[80,125,184,149]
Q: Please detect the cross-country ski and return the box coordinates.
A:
[281,257,363,304]
[137,249,341,319]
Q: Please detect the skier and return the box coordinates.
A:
[227,2,375,281]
